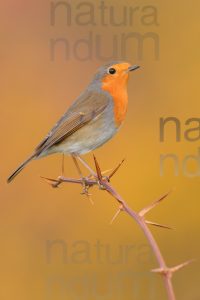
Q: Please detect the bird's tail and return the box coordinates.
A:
[7,154,36,183]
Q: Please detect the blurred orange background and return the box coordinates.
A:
[1,0,200,299]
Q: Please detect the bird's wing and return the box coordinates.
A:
[35,91,109,156]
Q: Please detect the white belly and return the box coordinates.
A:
[42,103,119,156]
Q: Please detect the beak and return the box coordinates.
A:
[128,65,140,72]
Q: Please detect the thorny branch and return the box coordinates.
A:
[42,155,193,300]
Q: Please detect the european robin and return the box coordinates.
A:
[7,61,140,183]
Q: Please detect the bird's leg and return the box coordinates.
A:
[53,154,66,186]
[72,154,84,178]
[44,154,65,187]
[72,155,93,204]
[77,155,97,178]
[61,154,65,176]
[77,155,124,191]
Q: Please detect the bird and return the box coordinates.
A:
[7,61,140,183]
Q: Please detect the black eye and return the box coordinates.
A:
[108,68,116,75]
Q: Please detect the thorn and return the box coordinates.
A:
[88,195,94,205]
[145,220,173,230]
[81,191,94,205]
[93,155,103,182]
[152,259,195,277]
[102,169,113,174]
[109,159,125,179]
[110,210,121,225]
[110,205,124,224]
[139,191,172,217]
[88,194,94,206]
[40,176,62,188]
[40,176,57,183]
[88,170,112,181]
[170,259,196,274]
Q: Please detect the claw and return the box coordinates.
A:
[80,178,94,205]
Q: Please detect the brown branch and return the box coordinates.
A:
[42,156,193,300]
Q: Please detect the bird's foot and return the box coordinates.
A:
[80,177,94,205]
[97,179,107,190]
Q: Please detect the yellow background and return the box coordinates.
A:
[1,0,200,299]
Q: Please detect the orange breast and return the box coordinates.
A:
[102,77,128,126]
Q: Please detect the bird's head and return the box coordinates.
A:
[93,61,140,90]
